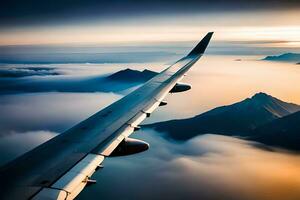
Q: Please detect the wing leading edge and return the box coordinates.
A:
[0,32,213,200]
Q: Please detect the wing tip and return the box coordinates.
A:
[187,32,214,57]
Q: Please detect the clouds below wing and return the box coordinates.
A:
[78,129,300,200]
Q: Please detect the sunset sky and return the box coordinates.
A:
[0,1,300,46]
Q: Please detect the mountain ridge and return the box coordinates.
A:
[251,111,300,150]
[147,92,300,150]
[107,68,158,83]
[262,53,300,63]
[0,68,158,94]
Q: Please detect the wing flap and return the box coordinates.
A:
[33,154,104,200]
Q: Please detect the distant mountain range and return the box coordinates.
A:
[147,93,300,150]
[0,68,157,94]
[107,68,157,83]
[262,53,300,63]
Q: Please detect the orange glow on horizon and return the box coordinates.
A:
[0,10,299,46]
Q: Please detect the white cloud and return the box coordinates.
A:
[78,130,300,200]
[0,130,57,166]
[0,92,122,133]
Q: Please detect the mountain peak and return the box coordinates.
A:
[149,93,300,141]
[107,68,157,82]
[247,92,300,118]
[251,92,270,100]
[263,53,300,63]
[250,92,276,105]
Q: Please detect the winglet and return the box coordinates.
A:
[187,32,214,57]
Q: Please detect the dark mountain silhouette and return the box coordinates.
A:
[147,93,300,142]
[250,111,300,150]
[107,68,157,83]
[0,68,157,94]
[263,53,300,63]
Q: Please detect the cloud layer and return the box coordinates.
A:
[0,92,122,134]
[0,130,57,165]
[0,53,299,200]
[0,67,60,78]
[78,130,300,200]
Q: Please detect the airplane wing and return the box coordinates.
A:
[0,32,213,200]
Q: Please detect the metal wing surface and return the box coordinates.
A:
[0,32,213,200]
